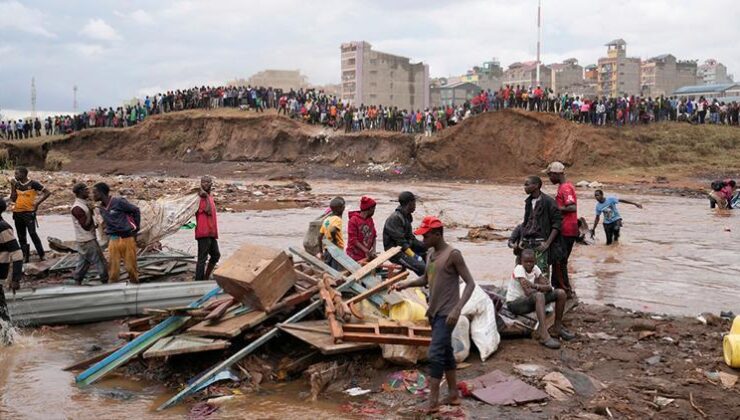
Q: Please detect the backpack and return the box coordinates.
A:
[303,210,331,255]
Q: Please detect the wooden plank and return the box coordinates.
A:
[345,272,409,307]
[63,345,124,371]
[323,240,404,306]
[339,323,432,346]
[75,286,222,387]
[126,316,154,331]
[279,320,377,355]
[204,298,236,321]
[347,246,401,282]
[292,246,386,308]
[187,310,269,338]
[143,335,230,359]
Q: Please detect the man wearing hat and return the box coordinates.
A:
[383,191,427,276]
[346,196,377,262]
[545,161,578,297]
[392,215,476,413]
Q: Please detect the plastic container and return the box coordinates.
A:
[724,315,740,368]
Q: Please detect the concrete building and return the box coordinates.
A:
[340,41,429,110]
[549,58,584,94]
[697,59,733,85]
[502,61,552,89]
[597,39,641,97]
[640,55,698,97]
[584,64,598,82]
[673,83,740,100]
[430,81,481,107]
[246,69,309,91]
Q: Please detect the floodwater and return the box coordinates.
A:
[1,180,737,419]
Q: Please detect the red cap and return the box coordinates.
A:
[414,216,444,235]
[360,196,376,211]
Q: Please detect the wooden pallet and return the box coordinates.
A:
[339,323,432,346]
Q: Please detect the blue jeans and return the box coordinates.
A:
[428,314,455,379]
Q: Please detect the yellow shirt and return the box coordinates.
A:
[319,215,345,249]
[13,180,44,213]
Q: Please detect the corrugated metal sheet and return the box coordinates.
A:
[8,281,220,326]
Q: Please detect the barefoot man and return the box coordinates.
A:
[391,216,475,414]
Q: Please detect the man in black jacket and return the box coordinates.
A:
[383,191,427,276]
[517,176,564,281]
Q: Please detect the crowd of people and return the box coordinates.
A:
[2,82,739,142]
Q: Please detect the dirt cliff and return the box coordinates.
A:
[4,108,740,181]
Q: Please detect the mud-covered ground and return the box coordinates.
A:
[0,169,328,215]
[96,303,740,419]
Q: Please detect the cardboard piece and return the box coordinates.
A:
[214,244,296,311]
[467,370,549,406]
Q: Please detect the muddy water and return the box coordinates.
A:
[1,180,737,418]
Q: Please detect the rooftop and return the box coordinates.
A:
[605,38,627,46]
[673,83,739,94]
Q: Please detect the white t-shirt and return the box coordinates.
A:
[506,264,542,302]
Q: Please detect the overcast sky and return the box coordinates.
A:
[1,0,738,112]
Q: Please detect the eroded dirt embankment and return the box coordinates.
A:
[5,108,740,182]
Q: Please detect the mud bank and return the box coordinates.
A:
[5,109,740,184]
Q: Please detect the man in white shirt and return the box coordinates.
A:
[506,249,574,349]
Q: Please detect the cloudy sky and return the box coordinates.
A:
[1,0,738,113]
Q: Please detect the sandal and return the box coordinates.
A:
[554,327,576,341]
[442,396,462,406]
[540,337,561,349]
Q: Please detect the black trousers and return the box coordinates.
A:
[195,237,220,280]
[13,212,44,259]
[551,236,576,295]
[0,260,23,322]
[603,221,622,245]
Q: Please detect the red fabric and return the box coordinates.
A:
[195,195,218,239]
[360,196,376,211]
[346,211,376,261]
[556,182,578,237]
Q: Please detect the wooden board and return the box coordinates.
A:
[187,310,269,338]
[143,335,230,359]
[279,320,377,355]
[340,323,432,346]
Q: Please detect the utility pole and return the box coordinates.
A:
[73,85,78,113]
[31,77,37,118]
[536,0,542,86]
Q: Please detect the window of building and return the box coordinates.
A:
[370,59,378,65]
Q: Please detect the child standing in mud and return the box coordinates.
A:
[391,216,475,414]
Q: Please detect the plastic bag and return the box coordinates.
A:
[461,284,500,361]
[452,316,471,362]
[383,288,429,365]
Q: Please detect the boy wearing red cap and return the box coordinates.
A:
[346,196,377,262]
[392,216,476,414]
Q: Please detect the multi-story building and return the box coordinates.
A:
[246,69,309,91]
[502,61,552,89]
[597,39,641,97]
[340,41,429,110]
[549,58,584,94]
[584,64,598,82]
[640,55,698,97]
[697,59,733,85]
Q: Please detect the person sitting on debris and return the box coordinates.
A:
[195,176,220,281]
[346,196,377,262]
[0,199,24,331]
[71,183,109,285]
[319,196,345,270]
[383,191,427,276]
[506,249,574,349]
[590,190,642,245]
[10,166,51,262]
[391,216,475,414]
[93,182,141,283]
